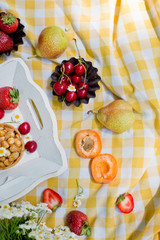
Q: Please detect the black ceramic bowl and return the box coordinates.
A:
[0,12,26,56]
[50,57,101,107]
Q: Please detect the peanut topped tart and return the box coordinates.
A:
[0,123,24,169]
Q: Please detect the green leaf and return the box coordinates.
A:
[1,13,16,25]
[80,220,92,236]
[116,193,128,205]
[9,88,19,104]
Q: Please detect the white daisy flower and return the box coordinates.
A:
[73,198,81,208]
[0,204,10,209]
[0,147,7,157]
[11,112,23,123]
[23,134,32,143]
[36,202,52,214]
[54,229,63,236]
[67,84,76,92]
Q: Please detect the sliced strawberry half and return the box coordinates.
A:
[116,192,134,214]
[43,188,63,211]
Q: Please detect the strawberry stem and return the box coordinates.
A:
[1,13,16,25]
[9,88,19,104]
[52,205,61,212]
[80,221,91,236]
[116,193,128,205]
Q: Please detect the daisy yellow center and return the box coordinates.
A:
[15,115,20,119]
[0,149,5,154]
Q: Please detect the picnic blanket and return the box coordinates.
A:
[0,0,160,239]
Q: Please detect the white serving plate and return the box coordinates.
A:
[0,58,68,204]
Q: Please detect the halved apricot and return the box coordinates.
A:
[75,130,102,158]
[91,153,118,184]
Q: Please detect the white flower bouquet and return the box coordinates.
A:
[0,201,78,240]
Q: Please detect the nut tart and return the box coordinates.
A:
[0,123,24,169]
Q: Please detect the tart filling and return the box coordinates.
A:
[0,123,24,169]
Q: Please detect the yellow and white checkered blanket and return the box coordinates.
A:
[0,0,160,239]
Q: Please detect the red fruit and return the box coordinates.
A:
[0,109,5,119]
[61,75,71,84]
[75,63,86,76]
[25,140,37,153]
[0,87,19,110]
[18,122,31,135]
[0,31,13,52]
[65,91,77,102]
[53,81,68,96]
[72,74,81,84]
[78,82,89,91]
[43,188,63,211]
[77,88,87,98]
[116,193,134,214]
[0,13,18,34]
[62,62,74,75]
[66,210,91,236]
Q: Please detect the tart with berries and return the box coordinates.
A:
[0,12,26,56]
[0,123,24,169]
[50,39,101,107]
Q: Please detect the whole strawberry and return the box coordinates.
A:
[0,31,13,52]
[0,87,19,110]
[66,210,91,236]
[0,12,18,34]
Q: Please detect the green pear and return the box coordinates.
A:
[91,99,135,133]
[29,26,68,59]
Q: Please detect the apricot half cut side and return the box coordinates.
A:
[75,130,102,158]
[91,153,118,184]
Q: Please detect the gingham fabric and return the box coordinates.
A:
[0,0,160,239]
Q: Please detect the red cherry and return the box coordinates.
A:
[0,109,5,119]
[61,75,71,84]
[18,122,31,135]
[62,62,74,75]
[77,89,88,98]
[78,82,89,91]
[65,91,77,102]
[75,63,86,76]
[25,140,37,153]
[72,74,81,84]
[53,81,68,95]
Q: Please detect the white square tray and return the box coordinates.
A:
[0,58,68,204]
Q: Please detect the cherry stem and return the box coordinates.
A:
[73,38,88,83]
[59,65,72,84]
[73,38,81,59]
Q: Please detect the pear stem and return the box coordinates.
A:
[28,55,37,59]
[87,110,97,115]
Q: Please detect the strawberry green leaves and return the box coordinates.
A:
[9,88,19,104]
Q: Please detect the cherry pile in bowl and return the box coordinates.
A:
[50,57,101,107]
